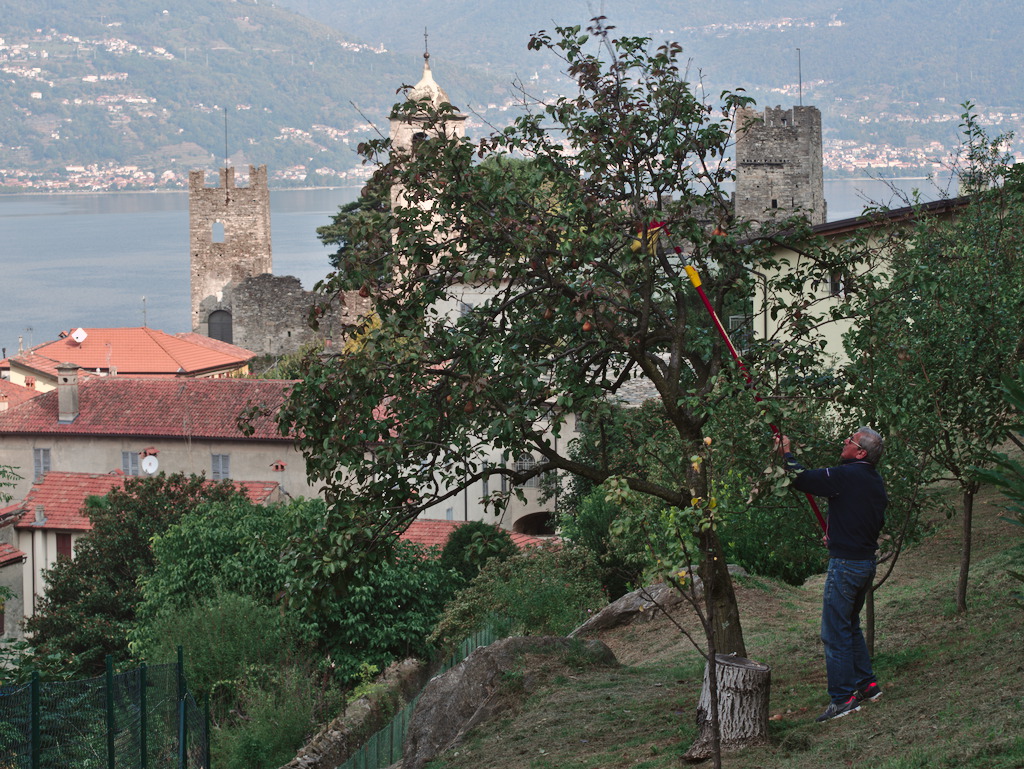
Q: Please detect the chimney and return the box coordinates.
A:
[34,505,45,524]
[0,394,7,412]
[57,363,80,423]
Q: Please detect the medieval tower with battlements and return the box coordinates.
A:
[189,165,273,342]
[734,105,826,226]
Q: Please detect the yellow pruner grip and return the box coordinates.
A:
[685,264,702,288]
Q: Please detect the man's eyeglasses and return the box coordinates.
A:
[844,436,864,450]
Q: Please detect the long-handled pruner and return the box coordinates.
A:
[683,263,828,534]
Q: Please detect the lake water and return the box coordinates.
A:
[0,177,949,357]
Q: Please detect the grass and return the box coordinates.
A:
[420,489,1024,768]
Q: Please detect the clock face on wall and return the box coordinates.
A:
[141,455,159,475]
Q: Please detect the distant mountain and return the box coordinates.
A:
[0,0,518,187]
[1,0,1023,188]
[278,0,1024,161]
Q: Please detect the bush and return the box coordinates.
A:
[558,489,646,599]
[213,664,341,769]
[310,540,457,682]
[429,546,606,649]
[134,590,301,698]
[438,521,518,585]
[135,591,342,769]
[720,501,828,585]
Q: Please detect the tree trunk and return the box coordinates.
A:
[699,528,747,657]
[684,655,771,763]
[956,485,975,614]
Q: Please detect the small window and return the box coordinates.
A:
[445,506,454,521]
[481,461,490,497]
[122,451,140,476]
[56,533,73,560]
[211,454,231,481]
[771,199,778,209]
[514,453,540,488]
[33,448,51,481]
[212,221,225,243]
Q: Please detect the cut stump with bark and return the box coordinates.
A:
[683,654,771,763]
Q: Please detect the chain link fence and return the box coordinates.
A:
[0,650,207,769]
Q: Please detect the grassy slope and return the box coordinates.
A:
[421,489,1024,769]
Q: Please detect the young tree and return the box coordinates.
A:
[842,108,1024,613]
[24,474,243,673]
[280,21,854,664]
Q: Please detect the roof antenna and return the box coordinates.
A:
[142,296,148,327]
[223,106,229,167]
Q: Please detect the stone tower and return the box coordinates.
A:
[734,106,826,225]
[189,165,272,340]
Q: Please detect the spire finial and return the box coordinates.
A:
[424,27,429,63]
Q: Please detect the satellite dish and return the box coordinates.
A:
[141,455,159,475]
[70,328,88,344]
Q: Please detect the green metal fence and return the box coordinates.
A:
[336,626,498,769]
[0,649,207,769]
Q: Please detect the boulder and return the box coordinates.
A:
[568,580,693,637]
[402,636,617,769]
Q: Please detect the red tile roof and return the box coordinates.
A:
[400,518,551,551]
[0,542,25,566]
[0,377,293,442]
[0,379,42,410]
[14,327,255,378]
[13,472,125,531]
[11,471,282,532]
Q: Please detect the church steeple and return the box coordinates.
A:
[389,35,466,155]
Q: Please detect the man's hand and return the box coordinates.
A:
[774,434,792,455]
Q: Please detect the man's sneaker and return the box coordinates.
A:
[815,695,861,723]
[857,682,883,703]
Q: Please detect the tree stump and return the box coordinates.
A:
[683,654,771,763]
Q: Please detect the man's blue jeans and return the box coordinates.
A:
[821,557,877,703]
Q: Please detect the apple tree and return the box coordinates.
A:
[279,21,861,661]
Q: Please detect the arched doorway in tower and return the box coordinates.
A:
[208,309,233,344]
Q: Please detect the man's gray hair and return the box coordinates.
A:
[855,426,884,465]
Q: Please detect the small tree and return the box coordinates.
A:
[842,106,1024,613]
[25,474,243,673]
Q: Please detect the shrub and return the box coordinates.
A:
[438,521,518,585]
[558,488,646,599]
[429,546,606,649]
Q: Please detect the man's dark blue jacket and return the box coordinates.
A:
[784,454,888,560]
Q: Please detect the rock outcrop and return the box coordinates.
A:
[569,581,692,637]
[281,658,429,769]
[401,636,617,769]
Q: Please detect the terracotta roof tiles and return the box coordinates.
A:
[15,327,254,377]
[401,518,551,551]
[14,472,125,531]
[0,379,42,410]
[0,377,292,442]
[11,471,283,532]
[0,542,25,566]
